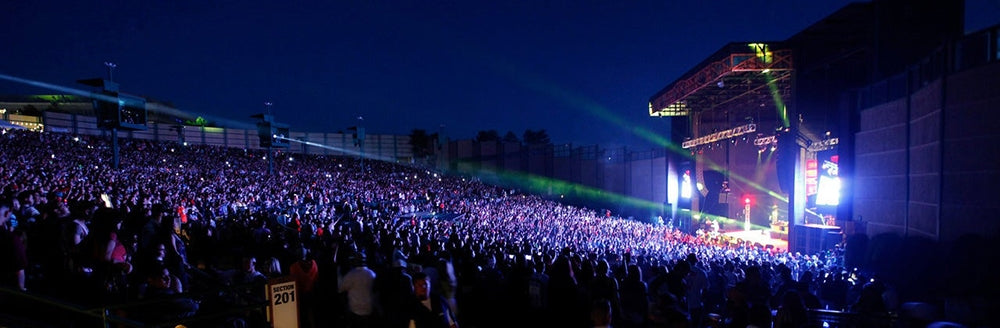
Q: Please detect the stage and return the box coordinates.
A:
[723,229,788,251]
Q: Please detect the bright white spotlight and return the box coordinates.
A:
[816,176,841,205]
[681,171,692,199]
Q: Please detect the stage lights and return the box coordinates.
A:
[807,138,839,152]
[681,170,693,199]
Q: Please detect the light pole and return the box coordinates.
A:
[265,102,274,176]
[80,62,147,170]
[105,62,120,170]
[251,104,289,176]
[357,116,365,172]
[104,62,116,83]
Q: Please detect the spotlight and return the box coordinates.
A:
[771,146,777,152]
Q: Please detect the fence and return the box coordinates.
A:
[34,111,414,161]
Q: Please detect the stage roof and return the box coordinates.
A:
[648,42,793,121]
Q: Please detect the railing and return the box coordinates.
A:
[704,309,898,328]
[806,309,897,328]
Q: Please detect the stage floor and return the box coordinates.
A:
[723,229,788,251]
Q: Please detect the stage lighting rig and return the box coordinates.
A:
[682,123,757,149]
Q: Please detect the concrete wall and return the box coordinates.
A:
[855,98,910,237]
[907,80,943,239]
[601,162,627,199]
[941,62,1000,240]
[853,61,1000,241]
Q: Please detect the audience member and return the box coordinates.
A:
[407,271,459,328]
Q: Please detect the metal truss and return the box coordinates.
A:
[806,138,839,152]
[754,135,777,147]
[682,123,757,149]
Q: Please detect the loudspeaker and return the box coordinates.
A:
[776,130,796,194]
[792,224,842,254]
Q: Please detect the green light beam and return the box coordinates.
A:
[485,59,789,202]
[272,135,396,162]
[764,72,790,128]
[452,159,665,212]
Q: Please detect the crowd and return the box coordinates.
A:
[0,129,899,327]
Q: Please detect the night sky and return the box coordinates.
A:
[3,1,998,149]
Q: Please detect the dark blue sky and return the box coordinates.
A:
[3,1,998,149]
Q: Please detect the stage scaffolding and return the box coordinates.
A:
[649,42,807,249]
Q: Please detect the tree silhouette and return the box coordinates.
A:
[475,130,500,143]
[522,129,551,145]
[20,105,42,116]
[409,129,435,158]
[502,131,520,144]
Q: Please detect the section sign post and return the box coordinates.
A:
[267,277,298,328]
